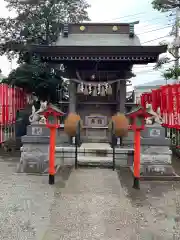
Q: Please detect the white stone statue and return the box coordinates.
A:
[29,105,40,124]
[39,116,47,124]
[145,104,164,125]
[29,100,48,125]
[36,101,48,114]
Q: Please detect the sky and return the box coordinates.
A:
[0,0,175,86]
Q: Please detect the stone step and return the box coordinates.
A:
[55,145,134,167]
[80,142,112,150]
[77,155,129,168]
[81,137,109,143]
[78,155,113,163]
[79,146,111,157]
[77,156,113,168]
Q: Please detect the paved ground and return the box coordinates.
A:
[1,154,180,239]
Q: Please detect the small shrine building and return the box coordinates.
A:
[30,22,167,142]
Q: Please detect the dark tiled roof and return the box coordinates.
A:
[48,104,66,114]
[56,33,141,47]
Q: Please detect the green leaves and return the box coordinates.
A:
[152,0,180,11]
[4,56,64,101]
[151,1,180,80]
[1,0,90,56]
[163,66,180,79]
[1,0,90,102]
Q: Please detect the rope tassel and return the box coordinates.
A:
[84,85,89,95]
[101,86,106,96]
[92,87,97,96]
[77,83,82,93]
[107,85,112,95]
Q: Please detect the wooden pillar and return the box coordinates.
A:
[68,80,76,144]
[116,80,126,146]
[69,80,76,113]
[119,80,126,113]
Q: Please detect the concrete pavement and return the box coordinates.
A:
[42,168,137,240]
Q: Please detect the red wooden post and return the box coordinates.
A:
[133,129,141,189]
[39,104,65,185]
[126,106,153,190]
[49,126,56,184]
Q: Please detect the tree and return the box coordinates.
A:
[152,0,180,80]
[0,0,90,101]
[1,0,90,56]
[152,0,180,11]
[2,56,69,102]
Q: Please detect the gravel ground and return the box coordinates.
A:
[0,155,180,239]
[0,157,55,240]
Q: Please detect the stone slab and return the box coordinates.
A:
[140,165,175,176]
[130,165,177,178]
[56,146,75,166]
[21,135,50,144]
[19,143,49,173]
[142,146,172,155]
[55,145,134,167]
[131,144,173,176]
[123,125,171,147]
[141,154,171,165]
[56,145,134,154]
[140,146,172,165]
[77,155,129,168]
[27,124,50,136]
[141,137,170,146]
[141,124,166,139]
[26,125,69,144]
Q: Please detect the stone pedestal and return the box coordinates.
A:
[56,146,75,166]
[140,124,174,176]
[18,124,50,174]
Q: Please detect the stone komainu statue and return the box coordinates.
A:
[64,113,81,137]
[109,113,129,137]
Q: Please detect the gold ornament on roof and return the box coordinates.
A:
[112,26,118,31]
[80,25,85,31]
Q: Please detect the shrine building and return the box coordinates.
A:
[30,22,167,142]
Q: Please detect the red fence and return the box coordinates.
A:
[140,83,180,129]
[0,84,30,143]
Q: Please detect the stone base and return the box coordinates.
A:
[141,146,172,164]
[129,145,177,180]
[55,144,134,168]
[130,166,180,181]
[140,164,175,176]
[18,144,49,174]
[56,146,74,166]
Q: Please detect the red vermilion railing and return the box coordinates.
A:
[140,83,180,130]
[0,84,30,143]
